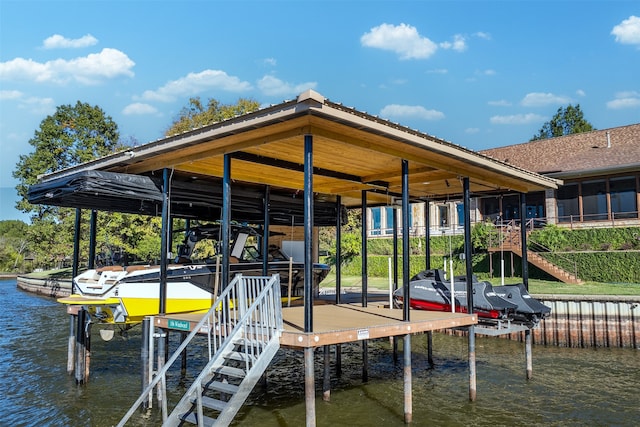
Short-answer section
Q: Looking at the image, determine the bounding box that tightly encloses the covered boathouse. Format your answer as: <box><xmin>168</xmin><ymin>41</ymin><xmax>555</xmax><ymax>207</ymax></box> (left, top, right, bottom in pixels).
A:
<box><xmin>29</xmin><ymin>90</ymin><xmax>559</xmax><ymax>425</ymax></box>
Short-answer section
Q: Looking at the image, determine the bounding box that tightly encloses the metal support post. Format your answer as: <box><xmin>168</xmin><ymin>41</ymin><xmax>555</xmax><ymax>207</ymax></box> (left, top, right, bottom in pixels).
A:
<box><xmin>525</xmin><ymin>329</ymin><xmax>533</xmax><ymax>380</ymax></box>
<box><xmin>304</xmin><ymin>347</ymin><xmax>316</xmax><ymax>426</ymax></box>
<box><xmin>141</xmin><ymin>317</ymin><xmax>150</xmax><ymax>409</ymax></box>
<box><xmin>323</xmin><ymin>345</ymin><xmax>331</xmax><ymax>401</ymax></box>
<box><xmin>403</xmin><ymin>334</ymin><xmax>413</xmax><ymax>423</ymax></box>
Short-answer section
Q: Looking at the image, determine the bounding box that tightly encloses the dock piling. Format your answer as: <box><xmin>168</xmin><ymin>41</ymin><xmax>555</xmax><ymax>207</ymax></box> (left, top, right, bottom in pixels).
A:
<box><xmin>67</xmin><ymin>314</ymin><xmax>76</xmax><ymax>375</ymax></box>
<box><xmin>403</xmin><ymin>334</ymin><xmax>412</xmax><ymax>424</ymax></box>
<box><xmin>141</xmin><ymin>317</ymin><xmax>151</xmax><ymax>410</ymax></box>
<box><xmin>74</xmin><ymin>309</ymin><xmax>90</xmax><ymax>384</ymax></box>
<box><xmin>468</xmin><ymin>326</ymin><xmax>477</xmax><ymax>402</ymax></box>
<box><xmin>304</xmin><ymin>347</ymin><xmax>316</xmax><ymax>426</ymax></box>
<box><xmin>323</xmin><ymin>345</ymin><xmax>331</xmax><ymax>401</ymax></box>
<box><xmin>525</xmin><ymin>329</ymin><xmax>533</xmax><ymax>380</ymax></box>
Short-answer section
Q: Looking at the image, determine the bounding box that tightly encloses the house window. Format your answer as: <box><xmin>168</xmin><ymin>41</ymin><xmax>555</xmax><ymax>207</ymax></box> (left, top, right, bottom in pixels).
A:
<box><xmin>610</xmin><ymin>176</ymin><xmax>637</xmax><ymax>219</ymax></box>
<box><xmin>582</xmin><ymin>180</ymin><xmax>608</xmax><ymax>221</ymax></box>
<box><xmin>384</xmin><ymin>207</ymin><xmax>395</xmax><ymax>235</ymax></box>
<box><xmin>438</xmin><ymin>205</ymin><xmax>449</xmax><ymax>228</ymax></box>
<box><xmin>557</xmin><ymin>183</ymin><xmax>579</xmax><ymax>223</ymax></box>
<box><xmin>456</xmin><ymin>203</ymin><xmax>464</xmax><ymax>226</ymax></box>
<box><xmin>371</xmin><ymin>207</ymin><xmax>381</xmax><ymax>235</ymax></box>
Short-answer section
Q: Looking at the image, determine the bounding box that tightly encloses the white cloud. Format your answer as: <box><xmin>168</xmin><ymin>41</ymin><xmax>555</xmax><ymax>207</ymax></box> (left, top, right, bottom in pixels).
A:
<box><xmin>43</xmin><ymin>34</ymin><xmax>98</xmax><ymax>49</ymax></box>
<box><xmin>139</xmin><ymin>70</ymin><xmax>252</xmax><ymax>103</ymax></box>
<box><xmin>17</xmin><ymin>96</ymin><xmax>55</xmax><ymax>115</ymax></box>
<box><xmin>380</xmin><ymin>104</ymin><xmax>445</xmax><ymax>121</ymax></box>
<box><xmin>0</xmin><ymin>48</ymin><xmax>134</xmax><ymax>85</ymax></box>
<box><xmin>122</xmin><ymin>103</ymin><xmax>159</xmax><ymax>115</ymax></box>
<box><xmin>465</xmin><ymin>127</ymin><xmax>480</xmax><ymax>134</ymax></box>
<box><xmin>262</xmin><ymin>58</ymin><xmax>277</xmax><ymax>66</ymax></box>
<box><xmin>474</xmin><ymin>32</ymin><xmax>492</xmax><ymax>40</ymax></box>
<box><xmin>440</xmin><ymin>34</ymin><xmax>467</xmax><ymax>52</ymax></box>
<box><xmin>0</xmin><ymin>90</ymin><xmax>22</xmax><ymax>100</ymax></box>
<box><xmin>488</xmin><ymin>99</ymin><xmax>511</xmax><ymax>107</ymax></box>
<box><xmin>606</xmin><ymin>91</ymin><xmax>640</xmax><ymax>109</ymax></box>
<box><xmin>576</xmin><ymin>89</ymin><xmax>586</xmax><ymax>97</ymax></box>
<box><xmin>257</xmin><ymin>75</ymin><xmax>317</xmax><ymax>97</ymax></box>
<box><xmin>611</xmin><ymin>16</ymin><xmax>640</xmax><ymax>46</ymax></box>
<box><xmin>426</xmin><ymin>68</ymin><xmax>448</xmax><ymax>74</ymax></box>
<box><xmin>490</xmin><ymin>113</ymin><xmax>546</xmax><ymax>125</ymax></box>
<box><xmin>361</xmin><ymin>23</ymin><xmax>438</xmax><ymax>60</ymax></box>
<box><xmin>520</xmin><ymin>92</ymin><xmax>571</xmax><ymax>107</ymax></box>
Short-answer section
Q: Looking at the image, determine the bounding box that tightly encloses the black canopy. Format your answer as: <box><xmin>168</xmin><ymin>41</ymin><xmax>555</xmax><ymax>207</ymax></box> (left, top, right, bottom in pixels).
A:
<box><xmin>28</xmin><ymin>170</ymin><xmax>343</xmax><ymax>226</ymax></box>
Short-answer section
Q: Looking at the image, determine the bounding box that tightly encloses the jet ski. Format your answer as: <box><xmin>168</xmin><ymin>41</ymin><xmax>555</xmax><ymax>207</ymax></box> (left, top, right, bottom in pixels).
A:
<box><xmin>493</xmin><ymin>283</ymin><xmax>551</xmax><ymax>327</ymax></box>
<box><xmin>393</xmin><ymin>270</ymin><xmax>517</xmax><ymax>320</ymax></box>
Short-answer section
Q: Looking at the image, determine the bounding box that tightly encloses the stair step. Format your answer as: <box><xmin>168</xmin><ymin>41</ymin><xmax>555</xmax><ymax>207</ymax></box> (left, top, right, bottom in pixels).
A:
<box><xmin>224</xmin><ymin>350</ymin><xmax>255</xmax><ymax>363</ymax></box>
<box><xmin>180</xmin><ymin>412</ymin><xmax>216</xmax><ymax>426</ymax></box>
<box><xmin>208</xmin><ymin>380</ymin><xmax>239</xmax><ymax>395</ymax></box>
<box><xmin>201</xmin><ymin>395</ymin><xmax>228</xmax><ymax>411</ymax></box>
<box><xmin>212</xmin><ymin>365</ymin><xmax>246</xmax><ymax>378</ymax></box>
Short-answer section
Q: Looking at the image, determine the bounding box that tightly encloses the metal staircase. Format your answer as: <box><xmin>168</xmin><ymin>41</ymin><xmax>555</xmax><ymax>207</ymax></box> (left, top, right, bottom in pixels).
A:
<box><xmin>117</xmin><ymin>274</ymin><xmax>283</xmax><ymax>427</ymax></box>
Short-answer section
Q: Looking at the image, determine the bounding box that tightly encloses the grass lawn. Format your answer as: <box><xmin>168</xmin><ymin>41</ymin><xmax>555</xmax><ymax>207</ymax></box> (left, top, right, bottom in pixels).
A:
<box><xmin>319</xmin><ymin>273</ymin><xmax>640</xmax><ymax>296</ymax></box>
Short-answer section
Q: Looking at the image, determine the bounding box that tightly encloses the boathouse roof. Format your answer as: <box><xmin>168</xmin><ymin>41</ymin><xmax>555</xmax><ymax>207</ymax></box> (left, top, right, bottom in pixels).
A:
<box><xmin>32</xmin><ymin>90</ymin><xmax>559</xmax><ymax>218</ymax></box>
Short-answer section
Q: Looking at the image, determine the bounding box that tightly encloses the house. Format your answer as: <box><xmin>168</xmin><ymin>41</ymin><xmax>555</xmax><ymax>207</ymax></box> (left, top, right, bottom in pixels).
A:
<box><xmin>479</xmin><ymin>123</ymin><xmax>640</xmax><ymax>228</ymax></box>
<box><xmin>367</xmin><ymin>123</ymin><xmax>640</xmax><ymax>236</ymax></box>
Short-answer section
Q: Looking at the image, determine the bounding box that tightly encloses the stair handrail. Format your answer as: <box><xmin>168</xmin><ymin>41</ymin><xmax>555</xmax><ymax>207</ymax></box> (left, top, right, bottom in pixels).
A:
<box><xmin>117</xmin><ymin>273</ymin><xmax>282</xmax><ymax>427</ymax></box>
<box><xmin>493</xmin><ymin>220</ymin><xmax>579</xmax><ymax>280</ymax></box>
<box><xmin>525</xmin><ymin>240</ymin><xmax>579</xmax><ymax>280</ymax></box>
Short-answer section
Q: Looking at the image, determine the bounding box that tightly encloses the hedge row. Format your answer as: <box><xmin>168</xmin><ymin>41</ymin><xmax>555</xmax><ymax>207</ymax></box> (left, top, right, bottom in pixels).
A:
<box><xmin>333</xmin><ymin>251</ymin><xmax>640</xmax><ymax>284</ymax></box>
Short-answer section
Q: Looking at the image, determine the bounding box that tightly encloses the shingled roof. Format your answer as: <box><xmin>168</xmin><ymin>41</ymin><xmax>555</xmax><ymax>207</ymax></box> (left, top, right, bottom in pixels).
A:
<box><xmin>480</xmin><ymin>123</ymin><xmax>640</xmax><ymax>178</ymax></box>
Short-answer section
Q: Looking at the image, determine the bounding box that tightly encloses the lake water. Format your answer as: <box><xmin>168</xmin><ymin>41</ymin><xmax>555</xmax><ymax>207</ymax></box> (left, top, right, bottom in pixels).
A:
<box><xmin>1</xmin><ymin>278</ymin><xmax>638</xmax><ymax>426</ymax></box>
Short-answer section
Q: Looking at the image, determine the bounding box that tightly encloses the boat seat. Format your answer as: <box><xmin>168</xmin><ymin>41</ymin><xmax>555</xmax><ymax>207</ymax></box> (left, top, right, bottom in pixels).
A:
<box><xmin>125</xmin><ymin>265</ymin><xmax>152</xmax><ymax>272</ymax></box>
<box><xmin>97</xmin><ymin>265</ymin><xmax>124</xmax><ymax>272</ymax></box>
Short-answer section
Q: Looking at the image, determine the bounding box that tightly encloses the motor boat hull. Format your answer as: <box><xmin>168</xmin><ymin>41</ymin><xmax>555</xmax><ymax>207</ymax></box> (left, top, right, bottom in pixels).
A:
<box><xmin>60</xmin><ymin>260</ymin><xmax>328</xmax><ymax>324</ymax></box>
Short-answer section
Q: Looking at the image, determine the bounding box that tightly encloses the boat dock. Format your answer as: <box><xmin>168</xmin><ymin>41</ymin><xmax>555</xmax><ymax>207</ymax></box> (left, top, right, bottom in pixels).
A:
<box><xmin>153</xmin><ymin>303</ymin><xmax>477</xmax><ymax>347</ymax></box>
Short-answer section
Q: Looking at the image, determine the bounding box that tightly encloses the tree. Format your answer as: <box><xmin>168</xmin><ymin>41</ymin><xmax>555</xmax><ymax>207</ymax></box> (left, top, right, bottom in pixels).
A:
<box><xmin>0</xmin><ymin>220</ymin><xmax>30</xmax><ymax>272</ymax></box>
<box><xmin>12</xmin><ymin>102</ymin><xmax>122</xmax><ymax>269</ymax></box>
<box><xmin>530</xmin><ymin>104</ymin><xmax>595</xmax><ymax>141</ymax></box>
<box><xmin>166</xmin><ymin>97</ymin><xmax>261</xmax><ymax>136</ymax></box>
<box><xmin>13</xmin><ymin>101</ymin><xmax>122</xmax><ymax>217</ymax></box>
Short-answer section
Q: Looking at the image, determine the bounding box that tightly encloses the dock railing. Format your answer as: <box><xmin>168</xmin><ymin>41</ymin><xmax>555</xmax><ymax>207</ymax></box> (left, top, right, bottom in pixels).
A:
<box><xmin>117</xmin><ymin>273</ymin><xmax>283</xmax><ymax>426</ymax></box>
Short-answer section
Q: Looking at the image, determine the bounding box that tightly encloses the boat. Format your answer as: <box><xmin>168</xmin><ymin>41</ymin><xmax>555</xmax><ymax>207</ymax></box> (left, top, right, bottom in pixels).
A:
<box><xmin>393</xmin><ymin>269</ymin><xmax>551</xmax><ymax>326</ymax></box>
<box><xmin>58</xmin><ymin>224</ymin><xmax>330</xmax><ymax>325</ymax></box>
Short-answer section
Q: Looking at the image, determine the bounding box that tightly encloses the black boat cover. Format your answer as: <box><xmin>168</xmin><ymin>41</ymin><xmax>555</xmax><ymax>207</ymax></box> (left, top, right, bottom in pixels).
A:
<box><xmin>27</xmin><ymin>170</ymin><xmax>344</xmax><ymax>225</ymax></box>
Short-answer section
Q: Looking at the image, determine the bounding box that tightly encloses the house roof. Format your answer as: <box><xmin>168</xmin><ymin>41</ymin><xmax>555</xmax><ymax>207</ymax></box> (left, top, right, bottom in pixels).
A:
<box><xmin>36</xmin><ymin>90</ymin><xmax>558</xmax><ymax>214</ymax></box>
<box><xmin>480</xmin><ymin>123</ymin><xmax>640</xmax><ymax>179</ymax></box>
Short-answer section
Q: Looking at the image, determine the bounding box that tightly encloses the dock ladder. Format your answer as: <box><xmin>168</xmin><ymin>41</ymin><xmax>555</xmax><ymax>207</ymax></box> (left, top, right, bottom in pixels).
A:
<box><xmin>117</xmin><ymin>274</ymin><xmax>283</xmax><ymax>427</ymax></box>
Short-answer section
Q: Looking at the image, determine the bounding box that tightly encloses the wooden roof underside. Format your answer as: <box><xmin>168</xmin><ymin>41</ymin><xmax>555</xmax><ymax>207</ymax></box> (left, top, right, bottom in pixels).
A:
<box><xmin>43</xmin><ymin>90</ymin><xmax>559</xmax><ymax>209</ymax></box>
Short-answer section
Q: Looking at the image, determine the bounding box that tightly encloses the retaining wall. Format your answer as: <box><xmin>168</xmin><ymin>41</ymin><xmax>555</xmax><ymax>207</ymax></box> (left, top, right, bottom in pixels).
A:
<box><xmin>486</xmin><ymin>295</ymin><xmax>640</xmax><ymax>349</ymax></box>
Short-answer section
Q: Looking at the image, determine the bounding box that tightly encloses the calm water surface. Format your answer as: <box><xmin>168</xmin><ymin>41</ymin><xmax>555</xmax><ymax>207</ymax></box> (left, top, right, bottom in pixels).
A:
<box><xmin>1</xmin><ymin>278</ymin><xmax>638</xmax><ymax>426</ymax></box>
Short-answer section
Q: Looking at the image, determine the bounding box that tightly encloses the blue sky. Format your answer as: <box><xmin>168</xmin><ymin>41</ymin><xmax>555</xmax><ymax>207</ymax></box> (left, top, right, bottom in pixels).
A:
<box><xmin>1</xmin><ymin>1</ymin><xmax>639</xmax><ymax>222</ymax></box>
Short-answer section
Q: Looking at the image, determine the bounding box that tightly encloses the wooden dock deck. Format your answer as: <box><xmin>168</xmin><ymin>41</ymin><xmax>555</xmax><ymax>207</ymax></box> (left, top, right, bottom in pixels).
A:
<box><xmin>152</xmin><ymin>302</ymin><xmax>478</xmax><ymax>347</ymax></box>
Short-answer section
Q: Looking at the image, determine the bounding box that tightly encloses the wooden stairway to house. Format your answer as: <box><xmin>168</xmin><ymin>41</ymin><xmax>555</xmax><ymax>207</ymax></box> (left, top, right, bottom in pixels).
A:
<box><xmin>490</xmin><ymin>228</ymin><xmax>583</xmax><ymax>285</ymax></box>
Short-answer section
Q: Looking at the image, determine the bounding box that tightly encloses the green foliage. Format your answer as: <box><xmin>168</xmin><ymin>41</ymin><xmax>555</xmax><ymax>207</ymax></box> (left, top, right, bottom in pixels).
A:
<box><xmin>530</xmin><ymin>104</ymin><xmax>594</xmax><ymax>141</ymax></box>
<box><xmin>544</xmin><ymin>252</ymin><xmax>640</xmax><ymax>283</ymax></box>
<box><xmin>528</xmin><ymin>224</ymin><xmax>568</xmax><ymax>251</ymax></box>
<box><xmin>560</xmin><ymin>227</ymin><xmax>640</xmax><ymax>251</ymax></box>
<box><xmin>166</xmin><ymin>97</ymin><xmax>261</xmax><ymax>136</ymax></box>
<box><xmin>0</xmin><ymin>220</ymin><xmax>30</xmax><ymax>272</ymax></box>
<box><xmin>13</xmin><ymin>101</ymin><xmax>122</xmax><ymax>217</ymax></box>
<box><xmin>471</xmin><ymin>220</ymin><xmax>499</xmax><ymax>251</ymax></box>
